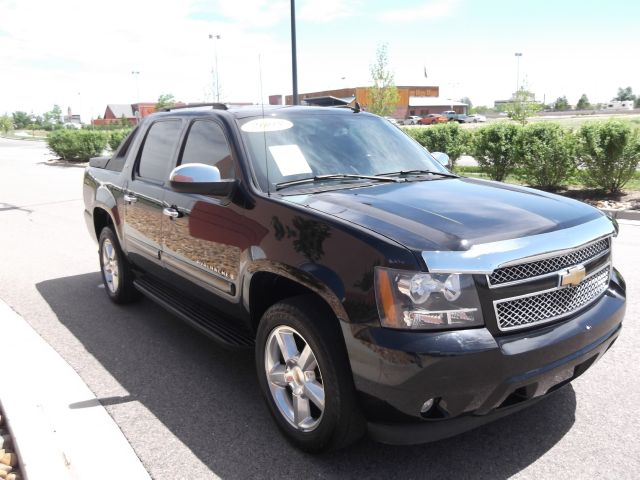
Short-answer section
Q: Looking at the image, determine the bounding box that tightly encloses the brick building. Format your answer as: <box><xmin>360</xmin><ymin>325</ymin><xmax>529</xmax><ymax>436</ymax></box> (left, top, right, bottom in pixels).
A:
<box><xmin>274</xmin><ymin>85</ymin><xmax>467</xmax><ymax>118</ymax></box>
<box><xmin>92</xmin><ymin>103</ymin><xmax>157</xmax><ymax>126</ymax></box>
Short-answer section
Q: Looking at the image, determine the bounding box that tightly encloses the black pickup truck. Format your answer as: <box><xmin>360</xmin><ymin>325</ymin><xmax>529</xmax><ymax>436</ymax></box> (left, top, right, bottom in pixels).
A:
<box><xmin>83</xmin><ymin>104</ymin><xmax>626</xmax><ymax>452</ymax></box>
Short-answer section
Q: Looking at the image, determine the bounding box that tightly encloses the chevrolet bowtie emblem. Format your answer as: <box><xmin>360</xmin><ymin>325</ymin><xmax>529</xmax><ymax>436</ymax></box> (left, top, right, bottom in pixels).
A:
<box><xmin>560</xmin><ymin>265</ymin><xmax>586</xmax><ymax>287</ymax></box>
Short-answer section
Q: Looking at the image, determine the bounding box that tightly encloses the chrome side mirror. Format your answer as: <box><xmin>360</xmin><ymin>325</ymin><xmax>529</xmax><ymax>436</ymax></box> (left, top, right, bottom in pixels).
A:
<box><xmin>431</xmin><ymin>151</ymin><xmax>450</xmax><ymax>167</ymax></box>
<box><xmin>169</xmin><ymin>163</ymin><xmax>236</xmax><ymax>197</ymax></box>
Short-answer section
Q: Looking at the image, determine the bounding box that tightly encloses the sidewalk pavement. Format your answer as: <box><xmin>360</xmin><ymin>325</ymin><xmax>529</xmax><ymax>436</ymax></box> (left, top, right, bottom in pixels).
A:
<box><xmin>0</xmin><ymin>299</ymin><xmax>150</xmax><ymax>480</ymax></box>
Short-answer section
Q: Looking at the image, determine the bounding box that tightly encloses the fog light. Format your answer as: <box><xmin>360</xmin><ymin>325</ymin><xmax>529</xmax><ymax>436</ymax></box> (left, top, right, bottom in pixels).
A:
<box><xmin>420</xmin><ymin>398</ymin><xmax>435</xmax><ymax>413</ymax></box>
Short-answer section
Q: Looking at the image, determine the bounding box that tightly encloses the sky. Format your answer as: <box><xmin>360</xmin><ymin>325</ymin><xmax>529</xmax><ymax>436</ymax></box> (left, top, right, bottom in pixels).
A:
<box><xmin>0</xmin><ymin>0</ymin><xmax>638</xmax><ymax>121</ymax></box>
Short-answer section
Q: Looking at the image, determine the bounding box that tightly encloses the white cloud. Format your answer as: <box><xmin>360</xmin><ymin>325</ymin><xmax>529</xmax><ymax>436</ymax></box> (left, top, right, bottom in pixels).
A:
<box><xmin>191</xmin><ymin>0</ymin><xmax>290</xmax><ymax>28</ymax></box>
<box><xmin>0</xmin><ymin>0</ymin><xmax>293</xmax><ymax>120</ymax></box>
<box><xmin>1</xmin><ymin>0</ymin><xmax>637</xmax><ymax>120</ymax></box>
<box><xmin>378</xmin><ymin>0</ymin><xmax>459</xmax><ymax>22</ymax></box>
<box><xmin>299</xmin><ymin>0</ymin><xmax>363</xmax><ymax>22</ymax></box>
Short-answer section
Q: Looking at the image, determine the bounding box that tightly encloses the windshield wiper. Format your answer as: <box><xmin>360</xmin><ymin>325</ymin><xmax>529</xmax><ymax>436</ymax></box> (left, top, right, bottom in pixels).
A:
<box><xmin>276</xmin><ymin>174</ymin><xmax>400</xmax><ymax>191</ymax></box>
<box><xmin>379</xmin><ymin>169</ymin><xmax>459</xmax><ymax>179</ymax></box>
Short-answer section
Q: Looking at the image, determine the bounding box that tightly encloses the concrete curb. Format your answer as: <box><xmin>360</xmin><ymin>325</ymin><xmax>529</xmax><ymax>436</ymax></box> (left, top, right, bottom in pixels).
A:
<box><xmin>0</xmin><ymin>299</ymin><xmax>150</xmax><ymax>480</ymax></box>
<box><xmin>600</xmin><ymin>208</ymin><xmax>640</xmax><ymax>221</ymax></box>
<box><xmin>0</xmin><ymin>134</ymin><xmax>46</xmax><ymax>142</ymax></box>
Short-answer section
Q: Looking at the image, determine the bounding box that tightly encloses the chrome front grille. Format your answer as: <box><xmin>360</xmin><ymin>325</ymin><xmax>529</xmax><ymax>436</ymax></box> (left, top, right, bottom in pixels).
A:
<box><xmin>489</xmin><ymin>237</ymin><xmax>610</xmax><ymax>287</ymax></box>
<box><xmin>495</xmin><ymin>264</ymin><xmax>610</xmax><ymax>332</ymax></box>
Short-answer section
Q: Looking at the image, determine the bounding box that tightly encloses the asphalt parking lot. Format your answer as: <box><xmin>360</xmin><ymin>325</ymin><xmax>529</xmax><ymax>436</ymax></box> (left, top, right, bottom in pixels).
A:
<box><xmin>0</xmin><ymin>136</ymin><xmax>638</xmax><ymax>479</ymax></box>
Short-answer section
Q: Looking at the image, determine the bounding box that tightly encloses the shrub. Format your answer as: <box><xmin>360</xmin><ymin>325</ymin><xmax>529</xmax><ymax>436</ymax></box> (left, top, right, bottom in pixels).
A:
<box><xmin>0</xmin><ymin>115</ymin><xmax>12</xmax><ymax>134</ymax></box>
<box><xmin>472</xmin><ymin>123</ymin><xmax>522</xmax><ymax>181</ymax></box>
<box><xmin>516</xmin><ymin>123</ymin><xmax>577</xmax><ymax>189</ymax></box>
<box><xmin>404</xmin><ymin>122</ymin><xmax>471</xmax><ymax>168</ymax></box>
<box><xmin>577</xmin><ymin>120</ymin><xmax>640</xmax><ymax>193</ymax></box>
<box><xmin>108</xmin><ymin>129</ymin><xmax>133</xmax><ymax>151</ymax></box>
<box><xmin>47</xmin><ymin>129</ymin><xmax>109</xmax><ymax>161</ymax></box>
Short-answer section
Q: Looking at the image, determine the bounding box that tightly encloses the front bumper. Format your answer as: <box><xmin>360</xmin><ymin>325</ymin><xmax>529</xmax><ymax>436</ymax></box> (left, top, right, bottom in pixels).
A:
<box><xmin>343</xmin><ymin>270</ymin><xmax>626</xmax><ymax>445</ymax></box>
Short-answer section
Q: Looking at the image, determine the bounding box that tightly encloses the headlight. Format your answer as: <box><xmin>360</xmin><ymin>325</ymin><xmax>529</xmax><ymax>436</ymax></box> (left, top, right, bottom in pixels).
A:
<box><xmin>374</xmin><ymin>267</ymin><xmax>484</xmax><ymax>330</ymax></box>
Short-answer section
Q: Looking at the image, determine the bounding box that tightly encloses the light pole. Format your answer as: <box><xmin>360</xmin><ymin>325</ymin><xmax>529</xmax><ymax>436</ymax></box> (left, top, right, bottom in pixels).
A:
<box><xmin>131</xmin><ymin>71</ymin><xmax>140</xmax><ymax>102</ymax></box>
<box><xmin>514</xmin><ymin>52</ymin><xmax>522</xmax><ymax>94</ymax></box>
<box><xmin>290</xmin><ymin>0</ymin><xmax>299</xmax><ymax>105</ymax></box>
<box><xmin>208</xmin><ymin>34</ymin><xmax>221</xmax><ymax>102</ymax></box>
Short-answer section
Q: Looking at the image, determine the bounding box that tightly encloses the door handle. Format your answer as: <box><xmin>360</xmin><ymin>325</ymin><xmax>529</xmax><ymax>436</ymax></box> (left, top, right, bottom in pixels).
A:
<box><xmin>123</xmin><ymin>194</ymin><xmax>137</xmax><ymax>203</ymax></box>
<box><xmin>163</xmin><ymin>207</ymin><xmax>181</xmax><ymax>218</ymax></box>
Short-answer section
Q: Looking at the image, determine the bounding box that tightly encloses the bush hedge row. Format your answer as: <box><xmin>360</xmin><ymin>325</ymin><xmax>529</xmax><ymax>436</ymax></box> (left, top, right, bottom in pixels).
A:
<box><xmin>405</xmin><ymin>120</ymin><xmax>640</xmax><ymax>193</ymax></box>
<box><xmin>48</xmin><ymin>121</ymin><xmax>639</xmax><ymax>194</ymax></box>
<box><xmin>47</xmin><ymin>128</ymin><xmax>132</xmax><ymax>161</ymax></box>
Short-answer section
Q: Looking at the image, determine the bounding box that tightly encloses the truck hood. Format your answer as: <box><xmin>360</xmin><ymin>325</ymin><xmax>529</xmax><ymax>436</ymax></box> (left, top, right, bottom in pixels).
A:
<box><xmin>283</xmin><ymin>177</ymin><xmax>604</xmax><ymax>252</ymax></box>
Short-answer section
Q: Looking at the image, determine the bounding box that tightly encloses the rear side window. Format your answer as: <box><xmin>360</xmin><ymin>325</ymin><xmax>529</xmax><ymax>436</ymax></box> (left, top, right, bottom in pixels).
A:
<box><xmin>106</xmin><ymin>127</ymin><xmax>138</xmax><ymax>172</ymax></box>
<box><xmin>180</xmin><ymin>120</ymin><xmax>235</xmax><ymax>179</ymax></box>
<box><xmin>137</xmin><ymin>120</ymin><xmax>182</xmax><ymax>181</ymax></box>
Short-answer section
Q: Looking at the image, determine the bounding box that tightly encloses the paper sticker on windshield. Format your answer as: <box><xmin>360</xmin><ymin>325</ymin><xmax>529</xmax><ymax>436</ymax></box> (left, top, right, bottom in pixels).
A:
<box><xmin>241</xmin><ymin>118</ymin><xmax>293</xmax><ymax>133</ymax></box>
<box><xmin>269</xmin><ymin>145</ymin><xmax>312</xmax><ymax>176</ymax></box>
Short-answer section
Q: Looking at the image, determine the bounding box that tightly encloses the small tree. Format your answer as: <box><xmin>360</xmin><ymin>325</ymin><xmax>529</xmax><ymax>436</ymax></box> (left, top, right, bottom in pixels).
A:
<box><xmin>614</xmin><ymin>86</ymin><xmax>635</xmax><ymax>102</ymax></box>
<box><xmin>576</xmin><ymin>94</ymin><xmax>592</xmax><ymax>110</ymax></box>
<box><xmin>553</xmin><ymin>96</ymin><xmax>571</xmax><ymax>111</ymax></box>
<box><xmin>43</xmin><ymin>104</ymin><xmax>63</xmax><ymax>125</ymax></box>
<box><xmin>504</xmin><ymin>88</ymin><xmax>541</xmax><ymax>125</ymax></box>
<box><xmin>367</xmin><ymin>44</ymin><xmax>400</xmax><ymax>117</ymax></box>
<box><xmin>12</xmin><ymin>111</ymin><xmax>31</xmax><ymax>129</ymax></box>
<box><xmin>460</xmin><ymin>96</ymin><xmax>473</xmax><ymax>109</ymax></box>
<box><xmin>517</xmin><ymin>123</ymin><xmax>577</xmax><ymax>189</ymax></box>
<box><xmin>155</xmin><ymin>93</ymin><xmax>176</xmax><ymax>111</ymax></box>
<box><xmin>577</xmin><ymin>120</ymin><xmax>640</xmax><ymax>194</ymax></box>
<box><xmin>0</xmin><ymin>114</ymin><xmax>13</xmax><ymax>133</ymax></box>
<box><xmin>472</xmin><ymin>123</ymin><xmax>522</xmax><ymax>181</ymax></box>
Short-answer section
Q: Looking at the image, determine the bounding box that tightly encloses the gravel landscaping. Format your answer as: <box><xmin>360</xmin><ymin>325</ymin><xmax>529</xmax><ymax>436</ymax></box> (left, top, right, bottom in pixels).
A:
<box><xmin>0</xmin><ymin>410</ymin><xmax>22</xmax><ymax>480</ymax></box>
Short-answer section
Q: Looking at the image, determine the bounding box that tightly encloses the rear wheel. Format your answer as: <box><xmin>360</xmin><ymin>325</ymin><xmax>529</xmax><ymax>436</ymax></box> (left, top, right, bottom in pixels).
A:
<box><xmin>256</xmin><ymin>295</ymin><xmax>365</xmax><ymax>452</ymax></box>
<box><xmin>98</xmin><ymin>226</ymin><xmax>140</xmax><ymax>304</ymax></box>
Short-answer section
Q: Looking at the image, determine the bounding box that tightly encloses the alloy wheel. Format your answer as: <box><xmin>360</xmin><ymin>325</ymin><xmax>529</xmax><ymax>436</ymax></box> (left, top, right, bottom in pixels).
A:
<box><xmin>101</xmin><ymin>238</ymin><xmax>120</xmax><ymax>293</ymax></box>
<box><xmin>264</xmin><ymin>326</ymin><xmax>325</xmax><ymax>432</ymax></box>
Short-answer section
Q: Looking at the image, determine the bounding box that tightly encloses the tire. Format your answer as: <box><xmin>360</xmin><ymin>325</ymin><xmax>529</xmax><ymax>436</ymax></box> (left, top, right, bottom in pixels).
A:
<box><xmin>98</xmin><ymin>226</ymin><xmax>140</xmax><ymax>304</ymax></box>
<box><xmin>255</xmin><ymin>295</ymin><xmax>365</xmax><ymax>452</ymax></box>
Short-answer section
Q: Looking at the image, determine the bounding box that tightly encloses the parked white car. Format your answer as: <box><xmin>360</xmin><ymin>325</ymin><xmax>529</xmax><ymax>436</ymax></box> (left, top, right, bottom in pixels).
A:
<box><xmin>467</xmin><ymin>114</ymin><xmax>487</xmax><ymax>123</ymax></box>
<box><xmin>399</xmin><ymin>115</ymin><xmax>422</xmax><ymax>125</ymax></box>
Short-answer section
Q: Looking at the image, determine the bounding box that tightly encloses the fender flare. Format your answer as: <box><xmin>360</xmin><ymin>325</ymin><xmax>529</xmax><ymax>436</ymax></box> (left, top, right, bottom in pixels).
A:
<box><xmin>93</xmin><ymin>186</ymin><xmax>122</xmax><ymax>240</ymax></box>
<box><xmin>242</xmin><ymin>259</ymin><xmax>349</xmax><ymax>323</ymax></box>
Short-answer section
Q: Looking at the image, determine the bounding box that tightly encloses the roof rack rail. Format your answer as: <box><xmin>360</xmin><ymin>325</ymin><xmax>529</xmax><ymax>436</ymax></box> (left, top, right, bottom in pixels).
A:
<box><xmin>161</xmin><ymin>103</ymin><xmax>228</xmax><ymax>112</ymax></box>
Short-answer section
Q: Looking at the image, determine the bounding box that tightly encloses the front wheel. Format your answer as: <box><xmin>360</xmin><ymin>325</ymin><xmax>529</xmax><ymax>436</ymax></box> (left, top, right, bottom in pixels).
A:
<box><xmin>256</xmin><ymin>296</ymin><xmax>365</xmax><ymax>452</ymax></box>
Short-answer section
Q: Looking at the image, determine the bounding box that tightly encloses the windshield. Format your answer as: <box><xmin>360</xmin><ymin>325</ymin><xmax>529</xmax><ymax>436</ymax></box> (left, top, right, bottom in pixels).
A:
<box><xmin>238</xmin><ymin>111</ymin><xmax>449</xmax><ymax>192</ymax></box>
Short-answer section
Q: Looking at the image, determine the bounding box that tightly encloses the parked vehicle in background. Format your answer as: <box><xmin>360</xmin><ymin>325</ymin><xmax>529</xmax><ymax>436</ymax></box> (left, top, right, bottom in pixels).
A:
<box><xmin>441</xmin><ymin>111</ymin><xmax>477</xmax><ymax>123</ymax></box>
<box><xmin>441</xmin><ymin>110</ymin><xmax>466</xmax><ymax>122</ymax></box>
<box><xmin>385</xmin><ymin>117</ymin><xmax>399</xmax><ymax>126</ymax></box>
<box><xmin>399</xmin><ymin>115</ymin><xmax>422</xmax><ymax>125</ymax></box>
<box><xmin>467</xmin><ymin>114</ymin><xmax>487</xmax><ymax>123</ymax></box>
<box><xmin>456</xmin><ymin>114</ymin><xmax>476</xmax><ymax>123</ymax></box>
<box><xmin>83</xmin><ymin>104</ymin><xmax>625</xmax><ymax>453</ymax></box>
<box><xmin>419</xmin><ymin>114</ymin><xmax>447</xmax><ymax>125</ymax></box>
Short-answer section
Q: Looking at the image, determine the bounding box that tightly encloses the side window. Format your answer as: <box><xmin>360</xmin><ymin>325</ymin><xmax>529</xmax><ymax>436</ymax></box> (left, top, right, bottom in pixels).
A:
<box><xmin>137</xmin><ymin>120</ymin><xmax>182</xmax><ymax>181</ymax></box>
<box><xmin>106</xmin><ymin>126</ymin><xmax>138</xmax><ymax>172</ymax></box>
<box><xmin>180</xmin><ymin>120</ymin><xmax>235</xmax><ymax>179</ymax></box>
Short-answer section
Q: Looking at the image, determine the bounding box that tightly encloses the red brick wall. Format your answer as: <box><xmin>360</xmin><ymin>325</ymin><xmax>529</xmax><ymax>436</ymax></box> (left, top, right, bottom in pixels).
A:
<box><xmin>91</xmin><ymin>118</ymin><xmax>137</xmax><ymax>126</ymax></box>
